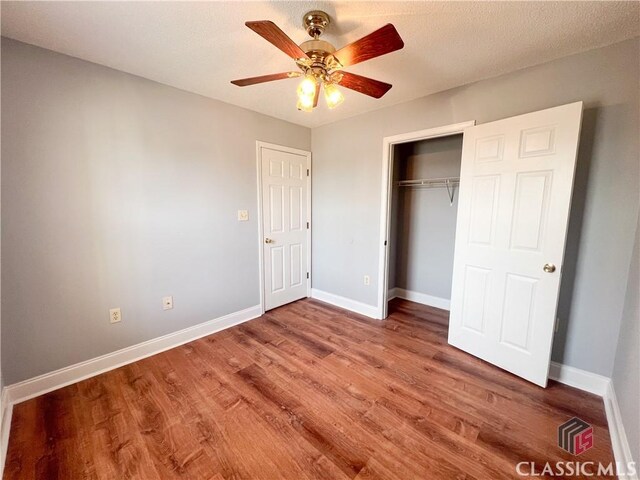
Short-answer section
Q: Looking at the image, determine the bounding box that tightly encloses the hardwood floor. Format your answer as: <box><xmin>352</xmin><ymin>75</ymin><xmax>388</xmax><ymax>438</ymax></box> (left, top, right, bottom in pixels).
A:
<box><xmin>4</xmin><ymin>299</ymin><xmax>614</xmax><ymax>479</ymax></box>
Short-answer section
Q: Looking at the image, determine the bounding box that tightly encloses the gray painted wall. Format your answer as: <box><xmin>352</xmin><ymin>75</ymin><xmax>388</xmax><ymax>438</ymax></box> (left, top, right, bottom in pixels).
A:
<box><xmin>312</xmin><ymin>38</ymin><xmax>640</xmax><ymax>376</ymax></box>
<box><xmin>612</xmin><ymin>214</ymin><xmax>639</xmax><ymax>464</ymax></box>
<box><xmin>1</xmin><ymin>38</ymin><xmax>311</xmax><ymax>384</ymax></box>
<box><xmin>390</xmin><ymin>135</ymin><xmax>462</xmax><ymax>300</ymax></box>
<box><xmin>2</xmin><ymin>35</ymin><xmax>638</xmax><ymax>386</ymax></box>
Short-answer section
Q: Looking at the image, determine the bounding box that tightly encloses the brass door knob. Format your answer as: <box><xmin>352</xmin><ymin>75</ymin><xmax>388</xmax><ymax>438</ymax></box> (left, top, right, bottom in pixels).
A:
<box><xmin>543</xmin><ymin>263</ymin><xmax>556</xmax><ymax>273</ymax></box>
<box><xmin>265</xmin><ymin>238</ymin><xmax>274</xmax><ymax>244</ymax></box>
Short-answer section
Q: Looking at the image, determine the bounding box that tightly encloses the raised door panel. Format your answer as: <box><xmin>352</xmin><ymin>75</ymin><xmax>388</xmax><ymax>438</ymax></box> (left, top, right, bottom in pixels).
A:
<box><xmin>270</xmin><ymin>246</ymin><xmax>285</xmax><ymax>293</ymax></box>
<box><xmin>509</xmin><ymin>171</ymin><xmax>552</xmax><ymax>252</ymax></box>
<box><xmin>290</xmin><ymin>243</ymin><xmax>303</xmax><ymax>288</ymax></box>
<box><xmin>468</xmin><ymin>176</ymin><xmax>500</xmax><ymax>246</ymax></box>
<box><xmin>499</xmin><ymin>273</ymin><xmax>537</xmax><ymax>352</ymax></box>
<box><xmin>475</xmin><ymin>135</ymin><xmax>505</xmax><ymax>163</ymax></box>
<box><xmin>519</xmin><ymin>126</ymin><xmax>556</xmax><ymax>158</ymax></box>
<box><xmin>289</xmin><ymin>186</ymin><xmax>303</xmax><ymax>231</ymax></box>
<box><xmin>269</xmin><ymin>185</ymin><xmax>285</xmax><ymax>233</ymax></box>
<box><xmin>461</xmin><ymin>266</ymin><xmax>491</xmax><ymax>334</ymax></box>
<box><xmin>269</xmin><ymin>158</ymin><xmax>285</xmax><ymax>178</ymax></box>
<box><xmin>289</xmin><ymin>160</ymin><xmax>304</xmax><ymax>180</ymax></box>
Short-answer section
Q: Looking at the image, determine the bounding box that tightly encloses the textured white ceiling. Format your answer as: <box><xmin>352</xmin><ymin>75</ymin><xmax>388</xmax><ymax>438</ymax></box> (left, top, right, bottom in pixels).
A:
<box><xmin>1</xmin><ymin>1</ymin><xmax>638</xmax><ymax>128</ymax></box>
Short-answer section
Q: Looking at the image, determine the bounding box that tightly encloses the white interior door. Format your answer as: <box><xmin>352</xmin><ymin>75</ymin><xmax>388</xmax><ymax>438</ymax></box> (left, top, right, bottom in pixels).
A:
<box><xmin>449</xmin><ymin>102</ymin><xmax>583</xmax><ymax>387</ymax></box>
<box><xmin>260</xmin><ymin>145</ymin><xmax>310</xmax><ymax>311</ymax></box>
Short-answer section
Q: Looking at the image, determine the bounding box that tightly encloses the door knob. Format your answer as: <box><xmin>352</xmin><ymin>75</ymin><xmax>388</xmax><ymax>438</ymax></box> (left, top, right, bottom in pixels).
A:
<box><xmin>265</xmin><ymin>238</ymin><xmax>274</xmax><ymax>244</ymax></box>
<box><xmin>543</xmin><ymin>263</ymin><xmax>556</xmax><ymax>273</ymax></box>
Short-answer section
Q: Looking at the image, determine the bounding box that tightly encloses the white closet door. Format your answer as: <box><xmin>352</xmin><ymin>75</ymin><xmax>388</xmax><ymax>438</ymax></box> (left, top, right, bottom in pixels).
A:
<box><xmin>261</xmin><ymin>146</ymin><xmax>309</xmax><ymax>311</ymax></box>
<box><xmin>448</xmin><ymin>102</ymin><xmax>583</xmax><ymax>387</ymax></box>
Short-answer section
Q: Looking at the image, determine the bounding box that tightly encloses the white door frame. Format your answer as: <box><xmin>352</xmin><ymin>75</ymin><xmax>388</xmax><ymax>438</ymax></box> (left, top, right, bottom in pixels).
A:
<box><xmin>256</xmin><ymin>141</ymin><xmax>312</xmax><ymax>314</ymax></box>
<box><xmin>376</xmin><ymin>121</ymin><xmax>476</xmax><ymax>319</ymax></box>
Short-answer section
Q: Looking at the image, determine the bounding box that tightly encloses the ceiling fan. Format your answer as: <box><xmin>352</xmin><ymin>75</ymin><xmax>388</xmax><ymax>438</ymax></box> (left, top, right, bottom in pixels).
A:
<box><xmin>231</xmin><ymin>11</ymin><xmax>404</xmax><ymax>112</ymax></box>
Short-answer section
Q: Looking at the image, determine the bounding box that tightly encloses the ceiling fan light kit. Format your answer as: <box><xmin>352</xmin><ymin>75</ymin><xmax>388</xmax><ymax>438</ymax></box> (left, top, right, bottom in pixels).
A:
<box><xmin>231</xmin><ymin>10</ymin><xmax>404</xmax><ymax>113</ymax></box>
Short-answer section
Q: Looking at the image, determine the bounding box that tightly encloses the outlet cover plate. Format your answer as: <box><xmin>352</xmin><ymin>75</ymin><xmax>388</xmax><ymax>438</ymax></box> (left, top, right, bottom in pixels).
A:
<box><xmin>109</xmin><ymin>308</ymin><xmax>121</xmax><ymax>324</ymax></box>
<box><xmin>163</xmin><ymin>296</ymin><xmax>174</xmax><ymax>310</ymax></box>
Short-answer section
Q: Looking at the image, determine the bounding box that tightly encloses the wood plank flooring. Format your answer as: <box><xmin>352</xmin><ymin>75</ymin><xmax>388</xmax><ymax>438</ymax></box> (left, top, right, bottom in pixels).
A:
<box><xmin>4</xmin><ymin>299</ymin><xmax>614</xmax><ymax>479</ymax></box>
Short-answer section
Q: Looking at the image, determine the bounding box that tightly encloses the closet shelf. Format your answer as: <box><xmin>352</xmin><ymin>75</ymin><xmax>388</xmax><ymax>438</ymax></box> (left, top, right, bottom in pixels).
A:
<box><xmin>397</xmin><ymin>177</ymin><xmax>460</xmax><ymax>205</ymax></box>
<box><xmin>396</xmin><ymin>176</ymin><xmax>460</xmax><ymax>188</ymax></box>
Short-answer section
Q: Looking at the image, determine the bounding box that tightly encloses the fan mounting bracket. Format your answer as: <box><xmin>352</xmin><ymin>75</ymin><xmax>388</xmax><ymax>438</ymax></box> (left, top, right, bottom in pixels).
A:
<box><xmin>303</xmin><ymin>10</ymin><xmax>330</xmax><ymax>39</ymax></box>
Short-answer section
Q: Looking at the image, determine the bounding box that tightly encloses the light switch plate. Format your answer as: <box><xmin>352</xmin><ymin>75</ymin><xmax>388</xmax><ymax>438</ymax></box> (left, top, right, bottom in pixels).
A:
<box><xmin>238</xmin><ymin>210</ymin><xmax>249</xmax><ymax>221</ymax></box>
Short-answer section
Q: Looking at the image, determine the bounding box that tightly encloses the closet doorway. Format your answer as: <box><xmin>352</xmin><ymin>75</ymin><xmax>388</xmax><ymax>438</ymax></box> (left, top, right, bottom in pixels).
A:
<box><xmin>377</xmin><ymin>122</ymin><xmax>475</xmax><ymax>320</ymax></box>
<box><xmin>378</xmin><ymin>103</ymin><xmax>583</xmax><ymax>386</ymax></box>
<box><xmin>390</xmin><ymin>134</ymin><xmax>463</xmax><ymax>312</ymax></box>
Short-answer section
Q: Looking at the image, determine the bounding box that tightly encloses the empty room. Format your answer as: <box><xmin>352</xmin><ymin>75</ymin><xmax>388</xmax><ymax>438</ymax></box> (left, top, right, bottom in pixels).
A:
<box><xmin>0</xmin><ymin>1</ymin><xmax>638</xmax><ymax>478</ymax></box>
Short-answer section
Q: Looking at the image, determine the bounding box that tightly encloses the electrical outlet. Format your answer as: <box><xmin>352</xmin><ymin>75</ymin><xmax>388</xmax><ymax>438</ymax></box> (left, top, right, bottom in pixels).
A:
<box><xmin>109</xmin><ymin>308</ymin><xmax>121</xmax><ymax>324</ymax></box>
<box><xmin>237</xmin><ymin>210</ymin><xmax>249</xmax><ymax>221</ymax></box>
<box><xmin>162</xmin><ymin>296</ymin><xmax>173</xmax><ymax>310</ymax></box>
<box><xmin>364</xmin><ymin>275</ymin><xmax>371</xmax><ymax>286</ymax></box>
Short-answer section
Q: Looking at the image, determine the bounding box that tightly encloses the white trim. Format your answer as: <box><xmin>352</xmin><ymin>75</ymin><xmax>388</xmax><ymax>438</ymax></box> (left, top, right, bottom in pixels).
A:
<box><xmin>256</xmin><ymin>142</ymin><xmax>266</xmax><ymax>315</ymax></box>
<box><xmin>547</xmin><ymin>361</ymin><xmax>610</xmax><ymax>396</ymax></box>
<box><xmin>548</xmin><ymin>364</ymin><xmax>637</xmax><ymax>478</ymax></box>
<box><xmin>256</xmin><ymin>141</ymin><xmax>312</xmax><ymax>314</ymax></box>
<box><xmin>604</xmin><ymin>381</ymin><xmax>638</xmax><ymax>479</ymax></box>
<box><xmin>388</xmin><ymin>287</ymin><xmax>451</xmax><ymax>310</ymax></box>
<box><xmin>4</xmin><ymin>305</ymin><xmax>261</xmax><ymax>406</ymax></box>
<box><xmin>0</xmin><ymin>388</ymin><xmax>6</xmax><ymax>435</ymax></box>
<box><xmin>306</xmin><ymin>150</ymin><xmax>312</xmax><ymax>299</ymax></box>
<box><xmin>377</xmin><ymin>121</ymin><xmax>476</xmax><ymax>319</ymax></box>
<box><xmin>0</xmin><ymin>388</ymin><xmax>12</xmax><ymax>478</ymax></box>
<box><xmin>311</xmin><ymin>289</ymin><xmax>378</xmax><ymax>319</ymax></box>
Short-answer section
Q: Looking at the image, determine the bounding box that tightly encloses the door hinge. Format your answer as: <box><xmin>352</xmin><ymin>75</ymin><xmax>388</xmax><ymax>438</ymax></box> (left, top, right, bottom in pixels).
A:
<box><xmin>306</xmin><ymin>272</ymin><xmax>310</xmax><ymax>279</ymax></box>
<box><xmin>307</xmin><ymin>222</ymin><xmax>310</xmax><ymax>229</ymax></box>
<box><xmin>306</xmin><ymin>169</ymin><xmax>310</xmax><ymax>177</ymax></box>
<box><xmin>384</xmin><ymin>240</ymin><xmax>388</xmax><ymax>246</ymax></box>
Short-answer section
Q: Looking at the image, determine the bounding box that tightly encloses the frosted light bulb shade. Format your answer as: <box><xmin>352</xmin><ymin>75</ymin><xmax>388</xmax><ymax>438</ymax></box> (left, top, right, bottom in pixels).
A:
<box><xmin>297</xmin><ymin>76</ymin><xmax>317</xmax><ymax>97</ymax></box>
<box><xmin>324</xmin><ymin>83</ymin><xmax>344</xmax><ymax>109</ymax></box>
<box><xmin>296</xmin><ymin>93</ymin><xmax>314</xmax><ymax>112</ymax></box>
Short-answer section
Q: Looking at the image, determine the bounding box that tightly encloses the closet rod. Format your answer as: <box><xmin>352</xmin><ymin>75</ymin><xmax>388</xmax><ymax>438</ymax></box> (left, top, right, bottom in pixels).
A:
<box><xmin>396</xmin><ymin>176</ymin><xmax>460</xmax><ymax>187</ymax></box>
<box><xmin>397</xmin><ymin>177</ymin><xmax>460</xmax><ymax>205</ymax></box>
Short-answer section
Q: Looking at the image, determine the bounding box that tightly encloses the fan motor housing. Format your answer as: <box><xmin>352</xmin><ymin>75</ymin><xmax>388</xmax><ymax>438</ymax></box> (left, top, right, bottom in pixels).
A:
<box><xmin>300</xmin><ymin>39</ymin><xmax>335</xmax><ymax>62</ymax></box>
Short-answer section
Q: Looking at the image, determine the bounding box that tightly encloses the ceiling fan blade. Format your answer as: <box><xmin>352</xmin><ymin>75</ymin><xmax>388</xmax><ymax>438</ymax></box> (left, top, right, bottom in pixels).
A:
<box><xmin>231</xmin><ymin>72</ymin><xmax>301</xmax><ymax>86</ymax></box>
<box><xmin>245</xmin><ymin>21</ymin><xmax>309</xmax><ymax>60</ymax></box>
<box><xmin>332</xmin><ymin>24</ymin><xmax>404</xmax><ymax>68</ymax></box>
<box><xmin>337</xmin><ymin>72</ymin><xmax>392</xmax><ymax>98</ymax></box>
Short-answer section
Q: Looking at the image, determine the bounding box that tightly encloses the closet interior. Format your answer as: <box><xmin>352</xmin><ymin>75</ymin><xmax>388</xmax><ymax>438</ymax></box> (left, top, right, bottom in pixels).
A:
<box><xmin>388</xmin><ymin>134</ymin><xmax>464</xmax><ymax>322</ymax></box>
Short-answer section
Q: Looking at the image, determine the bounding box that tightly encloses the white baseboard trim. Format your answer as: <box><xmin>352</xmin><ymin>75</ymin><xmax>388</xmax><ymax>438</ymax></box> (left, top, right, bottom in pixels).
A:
<box><xmin>311</xmin><ymin>288</ymin><xmax>379</xmax><ymax>319</ymax></box>
<box><xmin>534</xmin><ymin>362</ymin><xmax>636</xmax><ymax>477</ymax></box>
<box><xmin>0</xmin><ymin>388</ymin><xmax>12</xmax><ymax>478</ymax></box>
<box><xmin>548</xmin><ymin>361</ymin><xmax>611</xmax><ymax>396</ymax></box>
<box><xmin>389</xmin><ymin>287</ymin><xmax>451</xmax><ymax>311</ymax></box>
<box><xmin>603</xmin><ymin>381</ymin><xmax>638</xmax><ymax>480</ymax></box>
<box><xmin>4</xmin><ymin>304</ymin><xmax>262</xmax><ymax>406</ymax></box>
